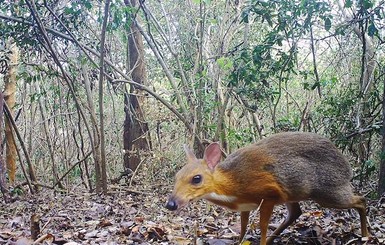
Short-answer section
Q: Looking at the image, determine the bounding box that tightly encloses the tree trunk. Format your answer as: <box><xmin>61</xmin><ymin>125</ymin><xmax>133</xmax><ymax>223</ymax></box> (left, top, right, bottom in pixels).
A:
<box><xmin>123</xmin><ymin>0</ymin><xmax>150</xmax><ymax>171</ymax></box>
<box><xmin>3</xmin><ymin>101</ymin><xmax>37</xmax><ymax>193</ymax></box>
<box><xmin>81</xmin><ymin>62</ymin><xmax>101</xmax><ymax>192</ymax></box>
<box><xmin>378</xmin><ymin>68</ymin><xmax>385</xmax><ymax>197</ymax></box>
<box><xmin>98</xmin><ymin>0</ymin><xmax>110</xmax><ymax>193</ymax></box>
<box><xmin>4</xmin><ymin>41</ymin><xmax>18</xmax><ymax>184</ymax></box>
<box><xmin>0</xmin><ymin>92</ymin><xmax>10</xmax><ymax>202</ymax></box>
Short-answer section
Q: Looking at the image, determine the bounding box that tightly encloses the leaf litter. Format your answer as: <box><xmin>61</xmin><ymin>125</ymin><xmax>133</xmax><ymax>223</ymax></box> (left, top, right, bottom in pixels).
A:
<box><xmin>0</xmin><ymin>183</ymin><xmax>384</xmax><ymax>245</ymax></box>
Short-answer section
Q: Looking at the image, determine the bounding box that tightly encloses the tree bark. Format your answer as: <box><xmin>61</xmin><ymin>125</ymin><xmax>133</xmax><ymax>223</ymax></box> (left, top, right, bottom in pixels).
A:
<box><xmin>123</xmin><ymin>0</ymin><xmax>151</xmax><ymax>171</ymax></box>
<box><xmin>4</xmin><ymin>41</ymin><xmax>18</xmax><ymax>184</ymax></box>
<box><xmin>378</xmin><ymin>68</ymin><xmax>385</xmax><ymax>196</ymax></box>
<box><xmin>0</xmin><ymin>93</ymin><xmax>10</xmax><ymax>202</ymax></box>
<box><xmin>3</xmin><ymin>101</ymin><xmax>37</xmax><ymax>193</ymax></box>
<box><xmin>98</xmin><ymin>0</ymin><xmax>110</xmax><ymax>193</ymax></box>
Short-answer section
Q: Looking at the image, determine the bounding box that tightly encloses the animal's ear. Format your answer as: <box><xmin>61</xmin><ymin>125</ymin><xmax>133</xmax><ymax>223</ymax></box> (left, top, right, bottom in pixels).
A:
<box><xmin>184</xmin><ymin>144</ymin><xmax>198</xmax><ymax>163</ymax></box>
<box><xmin>204</xmin><ymin>142</ymin><xmax>222</xmax><ymax>170</ymax></box>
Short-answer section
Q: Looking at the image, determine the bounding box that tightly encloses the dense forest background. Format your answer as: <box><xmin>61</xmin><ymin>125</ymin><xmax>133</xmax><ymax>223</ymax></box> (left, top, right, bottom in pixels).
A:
<box><xmin>0</xmin><ymin>0</ymin><xmax>385</xmax><ymax>244</ymax></box>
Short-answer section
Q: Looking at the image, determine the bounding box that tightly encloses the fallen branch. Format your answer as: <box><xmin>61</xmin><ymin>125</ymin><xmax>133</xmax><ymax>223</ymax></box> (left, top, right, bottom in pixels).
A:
<box><xmin>110</xmin><ymin>169</ymin><xmax>133</xmax><ymax>184</ymax></box>
<box><xmin>53</xmin><ymin>151</ymin><xmax>92</xmax><ymax>189</ymax></box>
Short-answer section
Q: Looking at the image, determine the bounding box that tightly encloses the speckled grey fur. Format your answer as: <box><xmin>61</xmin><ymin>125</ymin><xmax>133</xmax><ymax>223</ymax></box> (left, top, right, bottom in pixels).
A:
<box><xmin>219</xmin><ymin>132</ymin><xmax>355</xmax><ymax>207</ymax></box>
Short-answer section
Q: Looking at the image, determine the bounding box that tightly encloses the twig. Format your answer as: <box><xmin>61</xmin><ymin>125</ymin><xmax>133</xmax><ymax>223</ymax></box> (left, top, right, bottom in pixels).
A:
<box><xmin>109</xmin><ymin>185</ymin><xmax>149</xmax><ymax>195</ymax></box>
<box><xmin>0</xmin><ymin>12</ymin><xmax>203</xmax><ymax>149</ymax></box>
<box><xmin>129</xmin><ymin>158</ymin><xmax>146</xmax><ymax>187</ymax></box>
<box><xmin>310</xmin><ymin>24</ymin><xmax>321</xmax><ymax>97</ymax></box>
<box><xmin>110</xmin><ymin>169</ymin><xmax>133</xmax><ymax>184</ymax></box>
<box><xmin>193</xmin><ymin>220</ymin><xmax>198</xmax><ymax>245</ymax></box>
<box><xmin>40</xmin><ymin>217</ymin><xmax>52</xmax><ymax>232</ymax></box>
<box><xmin>111</xmin><ymin>79</ymin><xmax>198</xmax><ymax>144</ymax></box>
<box><xmin>345</xmin><ymin>121</ymin><xmax>382</xmax><ymax>139</ymax></box>
<box><xmin>33</xmin><ymin>233</ymin><xmax>53</xmax><ymax>244</ymax></box>
<box><xmin>23</xmin><ymin>0</ymin><xmax>96</xmax><ymax>189</ymax></box>
<box><xmin>53</xmin><ymin>151</ymin><xmax>92</xmax><ymax>188</ymax></box>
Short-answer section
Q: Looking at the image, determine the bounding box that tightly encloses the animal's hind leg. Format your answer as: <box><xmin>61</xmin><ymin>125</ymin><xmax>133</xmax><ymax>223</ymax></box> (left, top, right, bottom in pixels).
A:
<box><xmin>316</xmin><ymin>191</ymin><xmax>369</xmax><ymax>237</ymax></box>
<box><xmin>266</xmin><ymin>202</ymin><xmax>302</xmax><ymax>245</ymax></box>
<box><xmin>351</xmin><ymin>195</ymin><xmax>369</xmax><ymax>237</ymax></box>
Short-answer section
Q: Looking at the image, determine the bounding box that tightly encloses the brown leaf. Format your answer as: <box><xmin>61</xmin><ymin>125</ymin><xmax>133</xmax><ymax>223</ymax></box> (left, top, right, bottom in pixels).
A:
<box><xmin>311</xmin><ymin>210</ymin><xmax>324</xmax><ymax>218</ymax></box>
<box><xmin>135</xmin><ymin>216</ymin><xmax>144</xmax><ymax>223</ymax></box>
<box><xmin>97</xmin><ymin>218</ymin><xmax>113</xmax><ymax>228</ymax></box>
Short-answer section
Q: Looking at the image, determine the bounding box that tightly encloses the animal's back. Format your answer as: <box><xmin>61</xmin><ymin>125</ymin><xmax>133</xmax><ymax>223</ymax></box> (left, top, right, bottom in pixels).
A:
<box><xmin>219</xmin><ymin>132</ymin><xmax>353</xmax><ymax>202</ymax></box>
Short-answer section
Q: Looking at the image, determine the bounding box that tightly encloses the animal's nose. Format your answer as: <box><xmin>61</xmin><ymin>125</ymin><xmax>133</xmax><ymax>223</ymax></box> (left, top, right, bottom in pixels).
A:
<box><xmin>165</xmin><ymin>199</ymin><xmax>178</xmax><ymax>211</ymax></box>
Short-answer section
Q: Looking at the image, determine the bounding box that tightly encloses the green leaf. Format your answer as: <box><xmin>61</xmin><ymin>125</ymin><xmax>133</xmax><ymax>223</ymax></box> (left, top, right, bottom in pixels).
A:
<box><xmin>368</xmin><ymin>22</ymin><xmax>377</xmax><ymax>37</ymax></box>
<box><xmin>324</xmin><ymin>17</ymin><xmax>331</xmax><ymax>31</ymax></box>
<box><xmin>362</xmin><ymin>0</ymin><xmax>374</xmax><ymax>9</ymax></box>
<box><xmin>217</xmin><ymin>57</ymin><xmax>233</xmax><ymax>70</ymax></box>
<box><xmin>241</xmin><ymin>8</ymin><xmax>250</xmax><ymax>23</ymax></box>
<box><xmin>345</xmin><ymin>0</ymin><xmax>353</xmax><ymax>8</ymax></box>
<box><xmin>64</xmin><ymin>7</ymin><xmax>74</xmax><ymax>14</ymax></box>
<box><xmin>84</xmin><ymin>0</ymin><xmax>92</xmax><ymax>10</ymax></box>
<box><xmin>217</xmin><ymin>57</ymin><xmax>226</xmax><ymax>67</ymax></box>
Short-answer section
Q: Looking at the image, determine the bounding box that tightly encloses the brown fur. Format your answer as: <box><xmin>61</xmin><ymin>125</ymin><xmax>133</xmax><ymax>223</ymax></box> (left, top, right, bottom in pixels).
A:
<box><xmin>167</xmin><ymin>132</ymin><xmax>369</xmax><ymax>245</ymax></box>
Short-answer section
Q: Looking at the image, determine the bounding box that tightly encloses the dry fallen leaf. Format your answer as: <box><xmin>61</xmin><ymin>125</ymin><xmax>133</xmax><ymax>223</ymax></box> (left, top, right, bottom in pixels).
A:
<box><xmin>0</xmin><ymin>187</ymin><xmax>383</xmax><ymax>245</ymax></box>
<box><xmin>97</xmin><ymin>218</ymin><xmax>113</xmax><ymax>228</ymax></box>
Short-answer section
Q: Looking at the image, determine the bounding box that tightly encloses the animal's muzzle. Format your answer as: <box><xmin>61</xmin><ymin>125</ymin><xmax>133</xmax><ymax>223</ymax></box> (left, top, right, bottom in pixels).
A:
<box><xmin>165</xmin><ymin>198</ymin><xmax>178</xmax><ymax>211</ymax></box>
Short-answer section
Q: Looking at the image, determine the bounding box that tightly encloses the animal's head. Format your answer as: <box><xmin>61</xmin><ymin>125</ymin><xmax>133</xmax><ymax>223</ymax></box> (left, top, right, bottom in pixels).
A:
<box><xmin>165</xmin><ymin>142</ymin><xmax>222</xmax><ymax>211</ymax></box>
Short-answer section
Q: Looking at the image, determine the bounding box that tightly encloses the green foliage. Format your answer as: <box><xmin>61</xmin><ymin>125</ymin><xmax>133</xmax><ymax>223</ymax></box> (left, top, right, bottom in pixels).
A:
<box><xmin>216</xmin><ymin>57</ymin><xmax>233</xmax><ymax>71</ymax></box>
<box><xmin>324</xmin><ymin>17</ymin><xmax>332</xmax><ymax>31</ymax></box>
<box><xmin>229</xmin><ymin>0</ymin><xmax>333</xmax><ymax>108</ymax></box>
<box><xmin>0</xmin><ymin>3</ymin><xmax>37</xmax><ymax>47</ymax></box>
<box><xmin>192</xmin><ymin>0</ymin><xmax>212</xmax><ymax>4</ymax></box>
<box><xmin>344</xmin><ymin>0</ymin><xmax>382</xmax><ymax>39</ymax></box>
<box><xmin>362</xmin><ymin>0</ymin><xmax>374</xmax><ymax>9</ymax></box>
<box><xmin>314</xmin><ymin>86</ymin><xmax>357</xmax><ymax>140</ymax></box>
<box><xmin>0</xmin><ymin>0</ymin><xmax>97</xmax><ymax>49</ymax></box>
<box><xmin>109</xmin><ymin>2</ymin><xmax>133</xmax><ymax>31</ymax></box>
<box><xmin>58</xmin><ymin>1</ymin><xmax>93</xmax><ymax>34</ymax></box>
<box><xmin>11</xmin><ymin>186</ymin><xmax>24</xmax><ymax>196</ymax></box>
<box><xmin>71</xmin><ymin>166</ymin><xmax>83</xmax><ymax>178</ymax></box>
<box><xmin>1</xmin><ymin>0</ymin><xmax>384</xmax><ymax>193</ymax></box>
<box><xmin>345</xmin><ymin>0</ymin><xmax>353</xmax><ymax>8</ymax></box>
<box><xmin>303</xmin><ymin>77</ymin><xmax>338</xmax><ymax>91</ymax></box>
<box><xmin>243</xmin><ymin>0</ymin><xmax>331</xmax><ymax>30</ymax></box>
<box><xmin>361</xmin><ymin>159</ymin><xmax>376</xmax><ymax>177</ymax></box>
<box><xmin>227</xmin><ymin>127</ymin><xmax>255</xmax><ymax>146</ymax></box>
<box><xmin>276</xmin><ymin>116</ymin><xmax>301</xmax><ymax>132</ymax></box>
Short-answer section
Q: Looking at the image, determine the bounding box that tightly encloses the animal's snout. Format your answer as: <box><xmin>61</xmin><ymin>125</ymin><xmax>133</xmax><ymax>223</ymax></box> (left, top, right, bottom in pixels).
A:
<box><xmin>165</xmin><ymin>198</ymin><xmax>178</xmax><ymax>211</ymax></box>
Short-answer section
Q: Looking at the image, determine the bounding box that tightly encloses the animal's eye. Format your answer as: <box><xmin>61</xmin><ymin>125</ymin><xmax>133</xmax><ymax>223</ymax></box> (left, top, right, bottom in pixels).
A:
<box><xmin>191</xmin><ymin>175</ymin><xmax>202</xmax><ymax>185</ymax></box>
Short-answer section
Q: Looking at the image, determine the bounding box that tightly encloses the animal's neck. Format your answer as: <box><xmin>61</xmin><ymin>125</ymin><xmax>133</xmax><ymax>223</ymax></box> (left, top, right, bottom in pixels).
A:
<box><xmin>201</xmin><ymin>168</ymin><xmax>242</xmax><ymax>210</ymax></box>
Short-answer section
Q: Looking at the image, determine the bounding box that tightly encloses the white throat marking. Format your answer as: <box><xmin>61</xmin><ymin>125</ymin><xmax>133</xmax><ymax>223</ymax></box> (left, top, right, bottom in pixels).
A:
<box><xmin>204</xmin><ymin>192</ymin><xmax>237</xmax><ymax>203</ymax></box>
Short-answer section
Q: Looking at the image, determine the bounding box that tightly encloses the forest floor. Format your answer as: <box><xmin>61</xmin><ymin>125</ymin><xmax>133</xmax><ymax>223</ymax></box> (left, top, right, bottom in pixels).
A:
<box><xmin>0</xmin><ymin>181</ymin><xmax>385</xmax><ymax>245</ymax></box>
